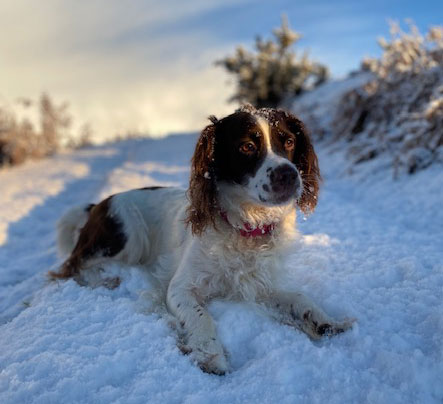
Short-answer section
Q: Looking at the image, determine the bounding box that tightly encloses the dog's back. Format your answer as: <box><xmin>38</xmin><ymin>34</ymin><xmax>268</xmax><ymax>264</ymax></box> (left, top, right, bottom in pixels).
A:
<box><xmin>52</xmin><ymin>187</ymin><xmax>188</xmax><ymax>279</ymax></box>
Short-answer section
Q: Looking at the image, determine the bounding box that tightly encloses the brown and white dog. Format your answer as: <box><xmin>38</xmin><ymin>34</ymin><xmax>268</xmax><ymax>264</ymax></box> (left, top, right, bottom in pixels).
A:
<box><xmin>50</xmin><ymin>104</ymin><xmax>353</xmax><ymax>375</ymax></box>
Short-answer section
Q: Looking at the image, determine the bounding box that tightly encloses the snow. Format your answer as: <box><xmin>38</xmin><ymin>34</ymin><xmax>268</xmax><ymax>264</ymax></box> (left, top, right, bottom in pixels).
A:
<box><xmin>292</xmin><ymin>72</ymin><xmax>373</xmax><ymax>136</ymax></box>
<box><xmin>1</xmin><ymin>129</ymin><xmax>442</xmax><ymax>402</ymax></box>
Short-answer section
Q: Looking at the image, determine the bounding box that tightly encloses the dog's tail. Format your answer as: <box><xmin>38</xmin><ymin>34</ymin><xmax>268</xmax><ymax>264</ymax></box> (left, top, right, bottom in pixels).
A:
<box><xmin>56</xmin><ymin>203</ymin><xmax>95</xmax><ymax>257</ymax></box>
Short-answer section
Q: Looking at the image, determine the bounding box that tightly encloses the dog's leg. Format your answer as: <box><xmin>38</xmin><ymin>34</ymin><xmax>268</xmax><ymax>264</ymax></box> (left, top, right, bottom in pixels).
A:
<box><xmin>167</xmin><ymin>277</ymin><xmax>229</xmax><ymax>375</ymax></box>
<box><xmin>268</xmin><ymin>290</ymin><xmax>354</xmax><ymax>340</ymax></box>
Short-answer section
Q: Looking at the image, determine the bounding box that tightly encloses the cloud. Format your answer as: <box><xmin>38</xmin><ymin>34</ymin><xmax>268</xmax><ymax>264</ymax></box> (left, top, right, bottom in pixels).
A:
<box><xmin>2</xmin><ymin>0</ymin><xmax>439</xmax><ymax>140</ymax></box>
<box><xmin>0</xmin><ymin>0</ymin><xmax>240</xmax><ymax>140</ymax></box>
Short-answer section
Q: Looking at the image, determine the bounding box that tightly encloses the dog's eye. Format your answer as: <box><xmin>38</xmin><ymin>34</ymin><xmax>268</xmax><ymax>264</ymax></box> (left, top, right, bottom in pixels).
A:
<box><xmin>284</xmin><ymin>138</ymin><xmax>295</xmax><ymax>151</ymax></box>
<box><xmin>239</xmin><ymin>141</ymin><xmax>257</xmax><ymax>155</ymax></box>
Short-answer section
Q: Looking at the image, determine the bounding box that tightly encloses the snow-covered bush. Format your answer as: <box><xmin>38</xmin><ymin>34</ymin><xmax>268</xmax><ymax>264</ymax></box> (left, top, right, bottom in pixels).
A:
<box><xmin>217</xmin><ymin>16</ymin><xmax>328</xmax><ymax>108</ymax></box>
<box><xmin>333</xmin><ymin>21</ymin><xmax>443</xmax><ymax>174</ymax></box>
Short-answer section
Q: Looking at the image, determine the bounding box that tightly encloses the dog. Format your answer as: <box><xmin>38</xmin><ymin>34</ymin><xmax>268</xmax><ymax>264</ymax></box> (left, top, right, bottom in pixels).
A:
<box><xmin>50</xmin><ymin>104</ymin><xmax>353</xmax><ymax>375</ymax></box>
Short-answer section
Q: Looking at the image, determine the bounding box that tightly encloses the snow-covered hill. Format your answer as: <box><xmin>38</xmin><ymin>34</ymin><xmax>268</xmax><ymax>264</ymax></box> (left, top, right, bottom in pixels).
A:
<box><xmin>0</xmin><ymin>132</ymin><xmax>442</xmax><ymax>403</ymax></box>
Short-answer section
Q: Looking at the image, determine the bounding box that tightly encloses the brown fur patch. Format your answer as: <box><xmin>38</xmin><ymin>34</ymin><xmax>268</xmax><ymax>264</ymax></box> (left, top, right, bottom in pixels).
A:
<box><xmin>186</xmin><ymin>123</ymin><xmax>218</xmax><ymax>236</ymax></box>
<box><xmin>284</xmin><ymin>113</ymin><xmax>321</xmax><ymax>213</ymax></box>
<box><xmin>49</xmin><ymin>196</ymin><xmax>127</xmax><ymax>279</ymax></box>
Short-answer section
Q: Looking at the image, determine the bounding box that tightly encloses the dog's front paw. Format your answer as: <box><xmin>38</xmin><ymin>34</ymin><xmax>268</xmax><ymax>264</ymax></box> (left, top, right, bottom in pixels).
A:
<box><xmin>314</xmin><ymin>318</ymin><xmax>355</xmax><ymax>337</ymax></box>
<box><xmin>183</xmin><ymin>337</ymin><xmax>229</xmax><ymax>375</ymax></box>
<box><xmin>301</xmin><ymin>310</ymin><xmax>355</xmax><ymax>340</ymax></box>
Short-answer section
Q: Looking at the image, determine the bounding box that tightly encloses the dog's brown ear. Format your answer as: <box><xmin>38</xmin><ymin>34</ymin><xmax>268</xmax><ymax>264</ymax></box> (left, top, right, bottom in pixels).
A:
<box><xmin>286</xmin><ymin>113</ymin><xmax>321</xmax><ymax>214</ymax></box>
<box><xmin>186</xmin><ymin>122</ymin><xmax>218</xmax><ymax>235</ymax></box>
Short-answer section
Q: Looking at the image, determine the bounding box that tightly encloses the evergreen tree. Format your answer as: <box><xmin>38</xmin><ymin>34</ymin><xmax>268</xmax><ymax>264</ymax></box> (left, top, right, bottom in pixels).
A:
<box><xmin>217</xmin><ymin>16</ymin><xmax>328</xmax><ymax>108</ymax></box>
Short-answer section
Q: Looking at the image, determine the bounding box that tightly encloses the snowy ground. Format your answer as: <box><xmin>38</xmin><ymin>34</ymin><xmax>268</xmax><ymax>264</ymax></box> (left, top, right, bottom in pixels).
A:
<box><xmin>0</xmin><ymin>130</ymin><xmax>442</xmax><ymax>403</ymax></box>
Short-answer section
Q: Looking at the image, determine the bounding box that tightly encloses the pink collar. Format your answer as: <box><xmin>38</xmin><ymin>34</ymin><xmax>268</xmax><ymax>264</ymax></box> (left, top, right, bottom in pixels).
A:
<box><xmin>220</xmin><ymin>211</ymin><xmax>276</xmax><ymax>238</ymax></box>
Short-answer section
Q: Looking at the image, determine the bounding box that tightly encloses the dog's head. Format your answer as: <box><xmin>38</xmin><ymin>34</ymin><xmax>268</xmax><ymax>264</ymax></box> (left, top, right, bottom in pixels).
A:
<box><xmin>187</xmin><ymin>104</ymin><xmax>321</xmax><ymax>235</ymax></box>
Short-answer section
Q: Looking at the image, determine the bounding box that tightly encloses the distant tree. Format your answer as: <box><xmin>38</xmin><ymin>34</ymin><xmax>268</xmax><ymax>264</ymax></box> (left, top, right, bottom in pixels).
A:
<box><xmin>39</xmin><ymin>93</ymin><xmax>71</xmax><ymax>155</ymax></box>
<box><xmin>217</xmin><ymin>15</ymin><xmax>329</xmax><ymax>108</ymax></box>
<box><xmin>0</xmin><ymin>93</ymin><xmax>76</xmax><ymax>167</ymax></box>
<box><xmin>75</xmin><ymin>123</ymin><xmax>93</xmax><ymax>148</ymax></box>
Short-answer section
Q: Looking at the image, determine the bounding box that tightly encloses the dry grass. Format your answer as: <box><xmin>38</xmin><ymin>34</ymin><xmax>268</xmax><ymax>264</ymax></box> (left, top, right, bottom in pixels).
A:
<box><xmin>0</xmin><ymin>93</ymin><xmax>92</xmax><ymax>167</ymax></box>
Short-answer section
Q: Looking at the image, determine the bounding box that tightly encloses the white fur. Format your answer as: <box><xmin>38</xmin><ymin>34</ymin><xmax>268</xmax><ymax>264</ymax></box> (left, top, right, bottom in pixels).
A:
<box><xmin>56</xmin><ymin>115</ymin><xmax>352</xmax><ymax>374</ymax></box>
<box><xmin>57</xmin><ymin>187</ymin><xmax>352</xmax><ymax>374</ymax></box>
<box><xmin>56</xmin><ymin>205</ymin><xmax>90</xmax><ymax>256</ymax></box>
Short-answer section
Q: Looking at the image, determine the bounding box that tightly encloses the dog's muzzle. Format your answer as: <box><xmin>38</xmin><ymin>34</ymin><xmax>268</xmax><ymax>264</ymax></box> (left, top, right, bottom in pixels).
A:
<box><xmin>269</xmin><ymin>164</ymin><xmax>300</xmax><ymax>203</ymax></box>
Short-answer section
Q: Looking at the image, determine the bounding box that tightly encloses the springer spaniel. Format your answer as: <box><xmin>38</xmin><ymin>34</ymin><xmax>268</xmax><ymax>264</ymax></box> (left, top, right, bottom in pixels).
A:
<box><xmin>50</xmin><ymin>105</ymin><xmax>353</xmax><ymax>375</ymax></box>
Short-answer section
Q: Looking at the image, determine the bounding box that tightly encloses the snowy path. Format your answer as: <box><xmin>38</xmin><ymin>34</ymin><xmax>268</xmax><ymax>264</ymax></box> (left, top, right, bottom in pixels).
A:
<box><xmin>0</xmin><ymin>136</ymin><xmax>442</xmax><ymax>403</ymax></box>
<box><xmin>0</xmin><ymin>142</ymin><xmax>134</xmax><ymax>322</ymax></box>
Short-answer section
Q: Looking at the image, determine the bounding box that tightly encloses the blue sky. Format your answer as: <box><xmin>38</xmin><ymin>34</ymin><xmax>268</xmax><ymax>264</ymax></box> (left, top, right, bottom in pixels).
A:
<box><xmin>129</xmin><ymin>0</ymin><xmax>442</xmax><ymax>75</ymax></box>
<box><xmin>0</xmin><ymin>0</ymin><xmax>441</xmax><ymax>139</ymax></box>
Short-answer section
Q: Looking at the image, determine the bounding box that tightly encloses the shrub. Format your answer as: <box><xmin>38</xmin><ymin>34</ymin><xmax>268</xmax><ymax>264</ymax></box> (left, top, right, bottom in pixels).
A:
<box><xmin>0</xmin><ymin>93</ymin><xmax>79</xmax><ymax>168</ymax></box>
<box><xmin>333</xmin><ymin>21</ymin><xmax>443</xmax><ymax>174</ymax></box>
<box><xmin>217</xmin><ymin>16</ymin><xmax>329</xmax><ymax>108</ymax></box>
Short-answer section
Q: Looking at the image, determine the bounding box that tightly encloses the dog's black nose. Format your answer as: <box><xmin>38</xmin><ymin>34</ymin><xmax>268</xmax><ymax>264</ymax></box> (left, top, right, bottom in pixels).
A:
<box><xmin>270</xmin><ymin>164</ymin><xmax>298</xmax><ymax>194</ymax></box>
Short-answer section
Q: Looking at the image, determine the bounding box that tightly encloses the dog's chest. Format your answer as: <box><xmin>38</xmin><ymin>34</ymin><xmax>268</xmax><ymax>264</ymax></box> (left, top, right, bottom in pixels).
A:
<box><xmin>196</xmin><ymin>234</ymin><xmax>278</xmax><ymax>301</ymax></box>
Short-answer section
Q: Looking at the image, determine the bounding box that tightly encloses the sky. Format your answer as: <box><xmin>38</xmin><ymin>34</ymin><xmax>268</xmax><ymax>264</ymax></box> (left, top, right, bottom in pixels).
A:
<box><xmin>0</xmin><ymin>0</ymin><xmax>442</xmax><ymax>141</ymax></box>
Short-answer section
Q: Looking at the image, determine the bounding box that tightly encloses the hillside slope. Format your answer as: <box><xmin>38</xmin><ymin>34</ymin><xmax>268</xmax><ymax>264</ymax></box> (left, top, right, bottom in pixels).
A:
<box><xmin>0</xmin><ymin>133</ymin><xmax>442</xmax><ymax>403</ymax></box>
